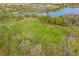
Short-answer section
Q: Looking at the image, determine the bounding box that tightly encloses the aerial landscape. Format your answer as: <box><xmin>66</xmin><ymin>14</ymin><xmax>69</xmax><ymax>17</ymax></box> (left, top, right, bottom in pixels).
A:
<box><xmin>0</xmin><ymin>3</ymin><xmax>79</xmax><ymax>56</ymax></box>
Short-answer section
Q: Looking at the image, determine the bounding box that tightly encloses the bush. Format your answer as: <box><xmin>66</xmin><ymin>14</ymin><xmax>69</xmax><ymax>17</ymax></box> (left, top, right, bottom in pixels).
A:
<box><xmin>0</xmin><ymin>12</ymin><xmax>12</xmax><ymax>20</ymax></box>
<box><xmin>53</xmin><ymin>17</ymin><xmax>71</xmax><ymax>26</ymax></box>
<box><xmin>53</xmin><ymin>17</ymin><xmax>63</xmax><ymax>25</ymax></box>
<box><xmin>38</xmin><ymin>16</ymin><xmax>54</xmax><ymax>24</ymax></box>
<box><xmin>0</xmin><ymin>39</ymin><xmax>5</xmax><ymax>48</ymax></box>
<box><xmin>60</xmin><ymin>15</ymin><xmax>79</xmax><ymax>26</ymax></box>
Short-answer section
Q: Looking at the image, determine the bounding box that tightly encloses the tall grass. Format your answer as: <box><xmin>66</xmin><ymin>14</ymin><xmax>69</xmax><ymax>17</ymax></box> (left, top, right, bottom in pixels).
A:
<box><xmin>0</xmin><ymin>4</ymin><xmax>79</xmax><ymax>55</ymax></box>
<box><xmin>0</xmin><ymin>18</ymin><xmax>79</xmax><ymax>55</ymax></box>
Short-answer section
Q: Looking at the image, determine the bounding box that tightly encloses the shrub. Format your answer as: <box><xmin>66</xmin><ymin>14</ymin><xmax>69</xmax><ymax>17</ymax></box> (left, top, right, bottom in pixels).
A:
<box><xmin>0</xmin><ymin>12</ymin><xmax>12</xmax><ymax>20</ymax></box>
<box><xmin>38</xmin><ymin>16</ymin><xmax>54</xmax><ymax>24</ymax></box>
<box><xmin>53</xmin><ymin>17</ymin><xmax>63</xmax><ymax>25</ymax></box>
<box><xmin>0</xmin><ymin>39</ymin><xmax>5</xmax><ymax>48</ymax></box>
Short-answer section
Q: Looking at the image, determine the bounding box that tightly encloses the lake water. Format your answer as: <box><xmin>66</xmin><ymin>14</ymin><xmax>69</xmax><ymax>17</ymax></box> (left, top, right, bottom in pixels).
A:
<box><xmin>37</xmin><ymin>8</ymin><xmax>79</xmax><ymax>17</ymax></box>
<box><xmin>12</xmin><ymin>8</ymin><xmax>79</xmax><ymax>18</ymax></box>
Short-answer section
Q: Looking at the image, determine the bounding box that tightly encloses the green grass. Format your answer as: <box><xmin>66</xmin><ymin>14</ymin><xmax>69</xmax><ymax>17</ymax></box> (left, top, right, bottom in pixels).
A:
<box><xmin>0</xmin><ymin>3</ymin><xmax>79</xmax><ymax>56</ymax></box>
<box><xmin>0</xmin><ymin>18</ymin><xmax>79</xmax><ymax>56</ymax></box>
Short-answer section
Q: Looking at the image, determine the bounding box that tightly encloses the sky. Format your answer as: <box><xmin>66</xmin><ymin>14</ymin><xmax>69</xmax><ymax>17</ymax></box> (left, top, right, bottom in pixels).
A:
<box><xmin>0</xmin><ymin>0</ymin><xmax>79</xmax><ymax>3</ymax></box>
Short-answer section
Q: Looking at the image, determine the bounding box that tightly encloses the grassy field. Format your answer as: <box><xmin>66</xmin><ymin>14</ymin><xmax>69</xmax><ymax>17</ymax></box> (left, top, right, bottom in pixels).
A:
<box><xmin>0</xmin><ymin>17</ymin><xmax>79</xmax><ymax>56</ymax></box>
<box><xmin>0</xmin><ymin>3</ymin><xmax>79</xmax><ymax>56</ymax></box>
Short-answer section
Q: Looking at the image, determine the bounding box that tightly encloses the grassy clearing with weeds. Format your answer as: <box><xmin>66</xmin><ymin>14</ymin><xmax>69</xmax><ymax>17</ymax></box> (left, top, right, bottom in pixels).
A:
<box><xmin>0</xmin><ymin>3</ymin><xmax>79</xmax><ymax>56</ymax></box>
<box><xmin>0</xmin><ymin>17</ymin><xmax>79</xmax><ymax>56</ymax></box>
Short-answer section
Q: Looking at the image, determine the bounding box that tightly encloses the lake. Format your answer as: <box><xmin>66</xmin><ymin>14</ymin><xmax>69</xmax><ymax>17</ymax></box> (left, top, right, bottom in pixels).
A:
<box><xmin>12</xmin><ymin>8</ymin><xmax>79</xmax><ymax>18</ymax></box>
<box><xmin>37</xmin><ymin>8</ymin><xmax>79</xmax><ymax>17</ymax></box>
